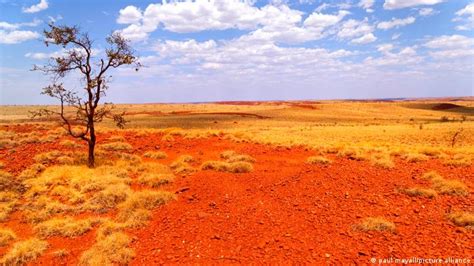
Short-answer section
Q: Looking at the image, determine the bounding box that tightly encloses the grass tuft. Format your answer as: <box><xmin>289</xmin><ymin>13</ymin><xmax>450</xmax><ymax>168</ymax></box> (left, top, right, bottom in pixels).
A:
<box><xmin>143</xmin><ymin>151</ymin><xmax>167</xmax><ymax>159</ymax></box>
<box><xmin>400</xmin><ymin>187</ymin><xmax>437</xmax><ymax>198</ymax></box>
<box><xmin>447</xmin><ymin>211</ymin><xmax>474</xmax><ymax>228</ymax></box>
<box><xmin>354</xmin><ymin>217</ymin><xmax>396</xmax><ymax>232</ymax></box>
<box><xmin>100</xmin><ymin>142</ymin><xmax>133</xmax><ymax>151</ymax></box>
<box><xmin>0</xmin><ymin>228</ymin><xmax>16</xmax><ymax>247</ymax></box>
<box><xmin>306</xmin><ymin>156</ymin><xmax>331</xmax><ymax>165</ymax></box>
<box><xmin>34</xmin><ymin>217</ymin><xmax>93</xmax><ymax>238</ymax></box>
<box><xmin>201</xmin><ymin>160</ymin><xmax>253</xmax><ymax>173</ymax></box>
<box><xmin>79</xmin><ymin>232</ymin><xmax>134</xmax><ymax>265</ymax></box>
<box><xmin>1</xmin><ymin>238</ymin><xmax>48</xmax><ymax>265</ymax></box>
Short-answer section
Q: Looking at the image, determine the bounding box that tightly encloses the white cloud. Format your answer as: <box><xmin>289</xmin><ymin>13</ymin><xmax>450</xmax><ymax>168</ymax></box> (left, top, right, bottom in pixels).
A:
<box><xmin>392</xmin><ymin>33</ymin><xmax>401</xmax><ymax>40</ymax></box>
<box><xmin>425</xmin><ymin>35</ymin><xmax>474</xmax><ymax>59</ymax></box>
<box><xmin>117</xmin><ymin>6</ymin><xmax>142</xmax><ymax>24</ymax></box>
<box><xmin>22</xmin><ymin>0</ymin><xmax>48</xmax><ymax>13</ymax></box>
<box><xmin>383</xmin><ymin>0</ymin><xmax>443</xmax><ymax>10</ymax></box>
<box><xmin>117</xmin><ymin>1</ymin><xmax>350</xmax><ymax>44</ymax></box>
<box><xmin>358</xmin><ymin>0</ymin><xmax>374</xmax><ymax>12</ymax></box>
<box><xmin>0</xmin><ymin>30</ymin><xmax>40</xmax><ymax>44</ymax></box>
<box><xmin>425</xmin><ymin>35</ymin><xmax>473</xmax><ymax>49</ymax></box>
<box><xmin>25</xmin><ymin>48</ymin><xmax>101</xmax><ymax>60</ymax></box>
<box><xmin>304</xmin><ymin>10</ymin><xmax>350</xmax><ymax>28</ymax></box>
<box><xmin>0</xmin><ymin>19</ymin><xmax>42</xmax><ymax>30</ymax></box>
<box><xmin>337</xmin><ymin>18</ymin><xmax>374</xmax><ymax>40</ymax></box>
<box><xmin>366</xmin><ymin>45</ymin><xmax>421</xmax><ymax>66</ymax></box>
<box><xmin>377</xmin><ymin>17</ymin><xmax>416</xmax><ymax>30</ymax></box>
<box><xmin>418</xmin><ymin>8</ymin><xmax>436</xmax><ymax>16</ymax></box>
<box><xmin>351</xmin><ymin>33</ymin><xmax>377</xmax><ymax>44</ymax></box>
<box><xmin>454</xmin><ymin>3</ymin><xmax>474</xmax><ymax>30</ymax></box>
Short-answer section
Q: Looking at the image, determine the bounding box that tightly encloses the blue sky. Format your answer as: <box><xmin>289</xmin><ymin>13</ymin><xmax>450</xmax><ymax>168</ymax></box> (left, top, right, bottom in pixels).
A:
<box><xmin>0</xmin><ymin>0</ymin><xmax>473</xmax><ymax>104</ymax></box>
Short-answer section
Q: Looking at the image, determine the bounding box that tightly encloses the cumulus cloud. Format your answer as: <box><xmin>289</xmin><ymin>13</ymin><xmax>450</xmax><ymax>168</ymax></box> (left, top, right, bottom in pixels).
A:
<box><xmin>383</xmin><ymin>0</ymin><xmax>443</xmax><ymax>10</ymax></box>
<box><xmin>418</xmin><ymin>8</ymin><xmax>437</xmax><ymax>16</ymax></box>
<box><xmin>351</xmin><ymin>33</ymin><xmax>377</xmax><ymax>44</ymax></box>
<box><xmin>22</xmin><ymin>0</ymin><xmax>48</xmax><ymax>13</ymax></box>
<box><xmin>337</xmin><ymin>18</ymin><xmax>374</xmax><ymax>42</ymax></box>
<box><xmin>117</xmin><ymin>5</ymin><xmax>142</xmax><ymax>24</ymax></box>
<box><xmin>117</xmin><ymin>1</ymin><xmax>351</xmax><ymax>45</ymax></box>
<box><xmin>358</xmin><ymin>0</ymin><xmax>374</xmax><ymax>12</ymax></box>
<box><xmin>454</xmin><ymin>3</ymin><xmax>474</xmax><ymax>30</ymax></box>
<box><xmin>0</xmin><ymin>30</ymin><xmax>40</xmax><ymax>44</ymax></box>
<box><xmin>0</xmin><ymin>19</ymin><xmax>42</xmax><ymax>30</ymax></box>
<box><xmin>377</xmin><ymin>17</ymin><xmax>416</xmax><ymax>30</ymax></box>
<box><xmin>425</xmin><ymin>35</ymin><xmax>474</xmax><ymax>59</ymax></box>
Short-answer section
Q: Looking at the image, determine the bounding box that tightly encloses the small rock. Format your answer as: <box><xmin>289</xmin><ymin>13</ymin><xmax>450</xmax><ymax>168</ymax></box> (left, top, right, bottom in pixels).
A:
<box><xmin>325</xmin><ymin>253</ymin><xmax>331</xmax><ymax>258</ymax></box>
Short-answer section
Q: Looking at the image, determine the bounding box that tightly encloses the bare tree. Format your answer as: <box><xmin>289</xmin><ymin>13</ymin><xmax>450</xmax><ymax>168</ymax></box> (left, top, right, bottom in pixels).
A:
<box><xmin>32</xmin><ymin>24</ymin><xmax>140</xmax><ymax>168</ymax></box>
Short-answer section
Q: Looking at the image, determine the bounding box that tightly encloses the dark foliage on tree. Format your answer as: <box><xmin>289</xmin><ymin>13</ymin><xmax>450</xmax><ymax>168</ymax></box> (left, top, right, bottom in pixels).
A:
<box><xmin>32</xmin><ymin>24</ymin><xmax>140</xmax><ymax>167</ymax></box>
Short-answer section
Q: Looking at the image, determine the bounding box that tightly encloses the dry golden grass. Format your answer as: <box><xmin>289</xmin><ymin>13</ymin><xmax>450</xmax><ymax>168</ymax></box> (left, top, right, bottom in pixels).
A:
<box><xmin>402</xmin><ymin>153</ymin><xmax>429</xmax><ymax>163</ymax></box>
<box><xmin>107</xmin><ymin>135</ymin><xmax>126</xmax><ymax>142</ymax></box>
<box><xmin>162</xmin><ymin>134</ymin><xmax>174</xmax><ymax>142</ymax></box>
<box><xmin>60</xmin><ymin>140</ymin><xmax>80</xmax><ymax>148</ymax></box>
<box><xmin>431</xmin><ymin>178</ymin><xmax>469</xmax><ymax>196</ymax></box>
<box><xmin>18</xmin><ymin>163</ymin><xmax>46</xmax><ymax>180</ymax></box>
<box><xmin>143</xmin><ymin>151</ymin><xmax>167</xmax><ymax>159</ymax></box>
<box><xmin>400</xmin><ymin>187</ymin><xmax>437</xmax><ymax>198</ymax></box>
<box><xmin>0</xmin><ymin>238</ymin><xmax>48</xmax><ymax>265</ymax></box>
<box><xmin>95</xmin><ymin>219</ymin><xmax>127</xmax><ymax>240</ymax></box>
<box><xmin>34</xmin><ymin>217</ymin><xmax>94</xmax><ymax>238</ymax></box>
<box><xmin>447</xmin><ymin>211</ymin><xmax>474</xmax><ymax>228</ymax></box>
<box><xmin>79</xmin><ymin>232</ymin><xmax>134</xmax><ymax>265</ymax></box>
<box><xmin>52</xmin><ymin>249</ymin><xmax>69</xmax><ymax>258</ymax></box>
<box><xmin>201</xmin><ymin>160</ymin><xmax>253</xmax><ymax>173</ymax></box>
<box><xmin>34</xmin><ymin>150</ymin><xmax>62</xmax><ymax>164</ymax></box>
<box><xmin>370</xmin><ymin>154</ymin><xmax>395</xmax><ymax>169</ymax></box>
<box><xmin>116</xmin><ymin>190</ymin><xmax>176</xmax><ymax>227</ymax></box>
<box><xmin>422</xmin><ymin>171</ymin><xmax>469</xmax><ymax>196</ymax></box>
<box><xmin>100</xmin><ymin>142</ymin><xmax>133</xmax><ymax>151</ymax></box>
<box><xmin>0</xmin><ymin>228</ymin><xmax>16</xmax><ymax>247</ymax></box>
<box><xmin>338</xmin><ymin>149</ymin><xmax>367</xmax><ymax>161</ymax></box>
<box><xmin>220</xmin><ymin>150</ymin><xmax>256</xmax><ymax>163</ymax></box>
<box><xmin>136</xmin><ymin>173</ymin><xmax>174</xmax><ymax>188</ymax></box>
<box><xmin>354</xmin><ymin>217</ymin><xmax>396</xmax><ymax>232</ymax></box>
<box><xmin>443</xmin><ymin>154</ymin><xmax>472</xmax><ymax>167</ymax></box>
<box><xmin>306</xmin><ymin>156</ymin><xmax>331</xmax><ymax>165</ymax></box>
<box><xmin>170</xmin><ymin>155</ymin><xmax>196</xmax><ymax>176</ymax></box>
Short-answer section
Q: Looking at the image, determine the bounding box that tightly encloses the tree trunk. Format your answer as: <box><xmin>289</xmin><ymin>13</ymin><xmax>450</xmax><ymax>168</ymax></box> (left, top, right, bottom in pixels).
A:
<box><xmin>88</xmin><ymin>126</ymin><xmax>96</xmax><ymax>168</ymax></box>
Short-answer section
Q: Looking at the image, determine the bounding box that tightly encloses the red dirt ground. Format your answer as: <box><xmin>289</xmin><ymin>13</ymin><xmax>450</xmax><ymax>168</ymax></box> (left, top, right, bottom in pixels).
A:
<box><xmin>0</xmin><ymin>126</ymin><xmax>473</xmax><ymax>264</ymax></box>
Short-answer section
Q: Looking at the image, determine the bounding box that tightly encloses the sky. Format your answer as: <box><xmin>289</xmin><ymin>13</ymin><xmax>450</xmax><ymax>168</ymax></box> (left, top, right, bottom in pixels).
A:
<box><xmin>0</xmin><ymin>0</ymin><xmax>473</xmax><ymax>105</ymax></box>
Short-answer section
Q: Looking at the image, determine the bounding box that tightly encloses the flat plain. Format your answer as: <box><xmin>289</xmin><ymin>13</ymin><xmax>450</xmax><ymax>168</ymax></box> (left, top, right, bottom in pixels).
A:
<box><xmin>0</xmin><ymin>98</ymin><xmax>472</xmax><ymax>264</ymax></box>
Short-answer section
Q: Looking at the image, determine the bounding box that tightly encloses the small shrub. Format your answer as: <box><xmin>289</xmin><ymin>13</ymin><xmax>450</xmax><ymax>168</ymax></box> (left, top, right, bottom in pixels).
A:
<box><xmin>60</xmin><ymin>140</ymin><xmax>80</xmax><ymax>148</ymax></box>
<box><xmin>201</xmin><ymin>161</ymin><xmax>253</xmax><ymax>173</ymax></box>
<box><xmin>0</xmin><ymin>228</ymin><xmax>16</xmax><ymax>246</ymax></box>
<box><xmin>143</xmin><ymin>151</ymin><xmax>167</xmax><ymax>159</ymax></box>
<box><xmin>402</xmin><ymin>153</ymin><xmax>428</xmax><ymax>163</ymax></box>
<box><xmin>354</xmin><ymin>217</ymin><xmax>396</xmax><ymax>232</ymax></box>
<box><xmin>400</xmin><ymin>187</ymin><xmax>437</xmax><ymax>198</ymax></box>
<box><xmin>101</xmin><ymin>142</ymin><xmax>133</xmax><ymax>151</ymax></box>
<box><xmin>370</xmin><ymin>154</ymin><xmax>394</xmax><ymax>169</ymax></box>
<box><xmin>79</xmin><ymin>232</ymin><xmax>134</xmax><ymax>265</ymax></box>
<box><xmin>34</xmin><ymin>217</ymin><xmax>94</xmax><ymax>238</ymax></box>
<box><xmin>443</xmin><ymin>154</ymin><xmax>471</xmax><ymax>167</ymax></box>
<box><xmin>432</xmin><ymin>178</ymin><xmax>469</xmax><ymax>196</ymax></box>
<box><xmin>162</xmin><ymin>134</ymin><xmax>174</xmax><ymax>142</ymax></box>
<box><xmin>306</xmin><ymin>156</ymin><xmax>331</xmax><ymax>165</ymax></box>
<box><xmin>136</xmin><ymin>173</ymin><xmax>174</xmax><ymax>188</ymax></box>
<box><xmin>1</xmin><ymin>238</ymin><xmax>48</xmax><ymax>265</ymax></box>
<box><xmin>447</xmin><ymin>211</ymin><xmax>474</xmax><ymax>228</ymax></box>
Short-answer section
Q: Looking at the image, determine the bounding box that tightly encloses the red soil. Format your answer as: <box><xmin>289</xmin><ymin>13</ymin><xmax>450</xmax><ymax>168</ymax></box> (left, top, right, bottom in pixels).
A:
<box><xmin>0</xmin><ymin>127</ymin><xmax>473</xmax><ymax>264</ymax></box>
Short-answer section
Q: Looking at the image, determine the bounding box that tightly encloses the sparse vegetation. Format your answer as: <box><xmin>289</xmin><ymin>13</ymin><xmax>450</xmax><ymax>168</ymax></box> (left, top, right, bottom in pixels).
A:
<box><xmin>143</xmin><ymin>151</ymin><xmax>167</xmax><ymax>159</ymax></box>
<box><xmin>34</xmin><ymin>217</ymin><xmax>94</xmax><ymax>238</ymax></box>
<box><xmin>447</xmin><ymin>211</ymin><xmax>474</xmax><ymax>228</ymax></box>
<box><xmin>354</xmin><ymin>217</ymin><xmax>396</xmax><ymax>232</ymax></box>
<box><xmin>101</xmin><ymin>142</ymin><xmax>133</xmax><ymax>151</ymax></box>
<box><xmin>1</xmin><ymin>238</ymin><xmax>48</xmax><ymax>265</ymax></box>
<box><xmin>79</xmin><ymin>232</ymin><xmax>135</xmax><ymax>265</ymax></box>
<box><xmin>0</xmin><ymin>228</ymin><xmax>16</xmax><ymax>247</ymax></box>
<box><xmin>422</xmin><ymin>171</ymin><xmax>469</xmax><ymax>196</ymax></box>
<box><xmin>306</xmin><ymin>156</ymin><xmax>331</xmax><ymax>165</ymax></box>
<box><xmin>201</xmin><ymin>160</ymin><xmax>253</xmax><ymax>173</ymax></box>
<box><xmin>400</xmin><ymin>187</ymin><xmax>437</xmax><ymax>198</ymax></box>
